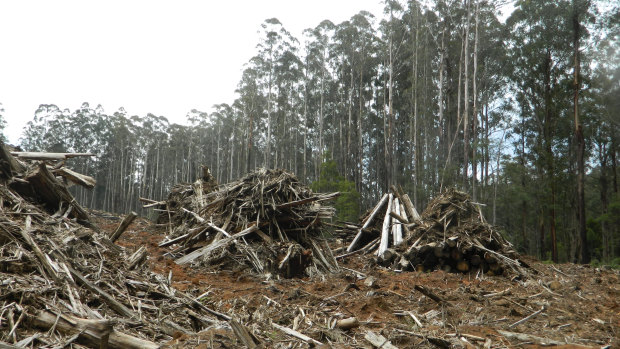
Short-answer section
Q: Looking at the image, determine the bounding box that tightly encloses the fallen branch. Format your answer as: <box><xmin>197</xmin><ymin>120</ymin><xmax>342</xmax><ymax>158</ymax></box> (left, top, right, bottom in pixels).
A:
<box><xmin>31</xmin><ymin>310</ymin><xmax>159</xmax><ymax>349</ymax></box>
<box><xmin>508</xmin><ymin>306</ymin><xmax>545</xmax><ymax>328</ymax></box>
<box><xmin>67</xmin><ymin>266</ymin><xmax>135</xmax><ymax>318</ymax></box>
<box><xmin>347</xmin><ymin>193</ymin><xmax>388</xmax><ymax>252</ymax></box>
<box><xmin>11</xmin><ymin>152</ymin><xmax>95</xmax><ymax>161</ymax></box>
<box><xmin>271</xmin><ymin>322</ymin><xmax>322</xmax><ymax>346</ymax></box>
<box><xmin>229</xmin><ymin>319</ymin><xmax>259</xmax><ymax>348</ymax></box>
<box><xmin>496</xmin><ymin>330</ymin><xmax>563</xmax><ymax>345</ymax></box>
<box><xmin>414</xmin><ymin>285</ymin><xmax>450</xmax><ymax>306</ymax></box>
<box><xmin>175</xmin><ymin>225</ymin><xmax>258</xmax><ymax>265</ymax></box>
<box><xmin>109</xmin><ymin>211</ymin><xmax>137</xmax><ymax>243</ymax></box>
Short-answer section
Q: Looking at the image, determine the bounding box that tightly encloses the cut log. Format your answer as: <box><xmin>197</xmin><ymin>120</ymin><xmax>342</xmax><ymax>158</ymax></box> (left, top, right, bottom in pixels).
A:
<box><xmin>377</xmin><ymin>194</ymin><xmax>393</xmax><ymax>256</ymax></box>
<box><xmin>347</xmin><ymin>193</ymin><xmax>388</xmax><ymax>252</ymax></box>
<box><xmin>20</xmin><ymin>163</ymin><xmax>90</xmax><ymax>222</ymax></box>
<box><xmin>0</xmin><ymin>142</ymin><xmax>26</xmax><ymax>177</ymax></box>
<box><xmin>11</xmin><ymin>152</ymin><xmax>95</xmax><ymax>161</ymax></box>
<box><xmin>52</xmin><ymin>167</ymin><xmax>96</xmax><ymax>189</ymax></box>
<box><xmin>109</xmin><ymin>212</ymin><xmax>137</xmax><ymax>243</ymax></box>
<box><xmin>335</xmin><ymin>317</ymin><xmax>360</xmax><ymax>330</ymax></box>
<box><xmin>456</xmin><ymin>260</ymin><xmax>469</xmax><ymax>272</ymax></box>
<box><xmin>392</xmin><ymin>198</ymin><xmax>403</xmax><ymax>246</ymax></box>
<box><xmin>31</xmin><ymin>310</ymin><xmax>159</xmax><ymax>349</ymax></box>
<box><xmin>401</xmin><ymin>194</ymin><xmax>421</xmax><ymax>222</ymax></box>
<box><xmin>271</xmin><ymin>322</ymin><xmax>322</xmax><ymax>346</ymax></box>
<box><xmin>128</xmin><ymin>246</ymin><xmax>147</xmax><ymax>270</ymax></box>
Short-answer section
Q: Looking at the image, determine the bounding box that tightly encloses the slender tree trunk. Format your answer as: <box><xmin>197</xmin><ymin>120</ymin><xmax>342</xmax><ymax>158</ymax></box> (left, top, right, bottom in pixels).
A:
<box><xmin>454</xmin><ymin>25</ymin><xmax>465</xmax><ymax>175</ymax></box>
<box><xmin>573</xmin><ymin>3</ymin><xmax>589</xmax><ymax>263</ymax></box>
<box><xmin>412</xmin><ymin>10</ymin><xmax>419</xmax><ymax>208</ymax></box>
<box><xmin>437</xmin><ymin>28</ymin><xmax>445</xmax><ymax>183</ymax></box>
<box><xmin>266</xmin><ymin>61</ymin><xmax>273</xmax><ymax>168</ymax></box>
<box><xmin>388</xmin><ymin>31</ymin><xmax>395</xmax><ymax>190</ymax></box>
<box><xmin>543</xmin><ymin>50</ymin><xmax>558</xmax><ymax>263</ymax></box>
<box><xmin>303</xmin><ymin>86</ymin><xmax>308</xmax><ymax>182</ymax></box>
<box><xmin>612</xmin><ymin>138</ymin><xmax>618</xmax><ymax>194</ymax></box>
<box><xmin>520</xmin><ymin>113</ymin><xmax>529</xmax><ymax>253</ymax></box>
<box><xmin>230</xmin><ymin>117</ymin><xmax>235</xmax><ymax>182</ymax></box>
<box><xmin>246</xmin><ymin>103</ymin><xmax>254</xmax><ymax>173</ymax></box>
<box><xmin>318</xmin><ymin>63</ymin><xmax>325</xmax><ymax>180</ymax></box>
<box><xmin>599</xmin><ymin>143</ymin><xmax>609</xmax><ymax>261</ymax></box>
<box><xmin>471</xmin><ymin>0</ymin><xmax>479</xmax><ymax>200</ymax></box>
<box><xmin>358</xmin><ymin>67</ymin><xmax>364</xmax><ymax>196</ymax></box>
<box><xmin>485</xmin><ymin>104</ymin><xmax>489</xmax><ymax>187</ymax></box>
<box><xmin>462</xmin><ymin>0</ymin><xmax>471</xmax><ymax>189</ymax></box>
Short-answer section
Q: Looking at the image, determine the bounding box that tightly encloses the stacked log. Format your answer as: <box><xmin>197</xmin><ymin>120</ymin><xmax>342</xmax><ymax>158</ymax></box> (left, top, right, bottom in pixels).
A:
<box><xmin>150</xmin><ymin>168</ymin><xmax>340</xmax><ymax>277</ymax></box>
<box><xmin>343</xmin><ymin>187</ymin><xmax>528</xmax><ymax>277</ymax></box>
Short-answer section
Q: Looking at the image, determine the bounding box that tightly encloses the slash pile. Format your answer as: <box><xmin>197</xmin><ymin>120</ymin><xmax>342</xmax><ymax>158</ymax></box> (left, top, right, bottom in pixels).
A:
<box><xmin>0</xmin><ymin>142</ymin><xmax>234</xmax><ymax>348</ymax></box>
<box><xmin>153</xmin><ymin>168</ymin><xmax>340</xmax><ymax>277</ymax></box>
<box><xmin>344</xmin><ymin>187</ymin><xmax>528</xmax><ymax>278</ymax></box>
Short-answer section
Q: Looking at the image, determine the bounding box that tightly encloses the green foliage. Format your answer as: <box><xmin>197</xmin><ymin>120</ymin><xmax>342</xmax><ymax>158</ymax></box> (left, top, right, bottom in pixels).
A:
<box><xmin>312</xmin><ymin>153</ymin><xmax>360</xmax><ymax>223</ymax></box>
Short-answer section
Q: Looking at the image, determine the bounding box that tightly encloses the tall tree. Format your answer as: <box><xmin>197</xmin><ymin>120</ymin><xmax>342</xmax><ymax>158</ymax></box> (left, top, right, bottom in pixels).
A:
<box><xmin>572</xmin><ymin>0</ymin><xmax>589</xmax><ymax>263</ymax></box>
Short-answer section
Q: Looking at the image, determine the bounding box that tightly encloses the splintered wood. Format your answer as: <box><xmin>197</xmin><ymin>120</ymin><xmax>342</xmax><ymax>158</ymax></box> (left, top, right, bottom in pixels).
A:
<box><xmin>150</xmin><ymin>167</ymin><xmax>340</xmax><ymax>277</ymax></box>
<box><xmin>343</xmin><ymin>187</ymin><xmax>528</xmax><ymax>278</ymax></box>
<box><xmin>0</xmin><ymin>142</ymin><xmax>227</xmax><ymax>348</ymax></box>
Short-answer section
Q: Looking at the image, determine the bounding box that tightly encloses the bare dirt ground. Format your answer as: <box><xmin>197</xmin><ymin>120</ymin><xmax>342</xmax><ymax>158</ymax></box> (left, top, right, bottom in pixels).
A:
<box><xmin>95</xmin><ymin>214</ymin><xmax>619</xmax><ymax>348</ymax></box>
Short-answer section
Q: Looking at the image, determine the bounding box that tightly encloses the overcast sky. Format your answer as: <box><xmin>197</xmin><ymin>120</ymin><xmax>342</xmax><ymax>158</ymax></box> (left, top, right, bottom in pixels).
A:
<box><xmin>0</xmin><ymin>0</ymin><xmax>386</xmax><ymax>144</ymax></box>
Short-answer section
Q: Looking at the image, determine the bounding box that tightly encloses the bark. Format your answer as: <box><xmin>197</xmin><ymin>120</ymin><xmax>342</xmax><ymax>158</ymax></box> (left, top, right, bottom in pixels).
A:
<box><xmin>412</xmin><ymin>10</ymin><xmax>419</xmax><ymax>208</ymax></box>
<box><xmin>109</xmin><ymin>211</ymin><xmax>137</xmax><ymax>243</ymax></box>
<box><xmin>10</xmin><ymin>152</ymin><xmax>95</xmax><ymax>161</ymax></box>
<box><xmin>463</xmin><ymin>0</ymin><xmax>471</xmax><ymax>188</ymax></box>
<box><xmin>543</xmin><ymin>50</ymin><xmax>558</xmax><ymax>263</ymax></box>
<box><xmin>266</xmin><ymin>56</ymin><xmax>273</xmax><ymax>168</ymax></box>
<box><xmin>471</xmin><ymin>0</ymin><xmax>479</xmax><ymax>200</ymax></box>
<box><xmin>599</xmin><ymin>143</ymin><xmax>609</xmax><ymax>261</ymax></box>
<box><xmin>31</xmin><ymin>310</ymin><xmax>159</xmax><ymax>349</ymax></box>
<box><xmin>573</xmin><ymin>4</ymin><xmax>589</xmax><ymax>263</ymax></box>
<box><xmin>437</xmin><ymin>29</ymin><xmax>446</xmax><ymax>182</ymax></box>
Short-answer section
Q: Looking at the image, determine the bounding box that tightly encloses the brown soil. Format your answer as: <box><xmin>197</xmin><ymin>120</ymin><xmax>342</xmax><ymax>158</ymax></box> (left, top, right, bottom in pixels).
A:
<box><xmin>95</xmin><ymin>214</ymin><xmax>620</xmax><ymax>348</ymax></box>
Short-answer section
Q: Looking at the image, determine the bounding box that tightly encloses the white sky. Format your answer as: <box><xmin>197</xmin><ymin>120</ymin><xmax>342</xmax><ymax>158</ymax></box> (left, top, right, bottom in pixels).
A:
<box><xmin>0</xmin><ymin>0</ymin><xmax>385</xmax><ymax>144</ymax></box>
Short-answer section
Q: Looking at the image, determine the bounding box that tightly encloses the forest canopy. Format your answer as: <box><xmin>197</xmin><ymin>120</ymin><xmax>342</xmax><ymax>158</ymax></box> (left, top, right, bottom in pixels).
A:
<box><xmin>5</xmin><ymin>0</ymin><xmax>619</xmax><ymax>265</ymax></box>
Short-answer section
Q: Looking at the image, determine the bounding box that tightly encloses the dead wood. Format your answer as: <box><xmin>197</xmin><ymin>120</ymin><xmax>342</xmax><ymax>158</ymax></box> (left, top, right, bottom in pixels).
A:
<box><xmin>10</xmin><ymin>152</ymin><xmax>95</xmax><ymax>161</ymax></box>
<box><xmin>153</xmin><ymin>168</ymin><xmax>339</xmax><ymax>277</ymax></box>
<box><xmin>229</xmin><ymin>319</ymin><xmax>259</xmax><ymax>348</ymax></box>
<box><xmin>109</xmin><ymin>211</ymin><xmax>137</xmax><ymax>242</ymax></box>
<box><xmin>31</xmin><ymin>310</ymin><xmax>159</xmax><ymax>349</ymax></box>
<box><xmin>364</xmin><ymin>330</ymin><xmax>399</xmax><ymax>349</ymax></box>
<box><xmin>342</xmin><ymin>187</ymin><xmax>529</xmax><ymax>278</ymax></box>
<box><xmin>51</xmin><ymin>167</ymin><xmax>97</xmax><ymax>189</ymax></box>
<box><xmin>0</xmin><ymin>149</ymin><xmax>232</xmax><ymax>347</ymax></box>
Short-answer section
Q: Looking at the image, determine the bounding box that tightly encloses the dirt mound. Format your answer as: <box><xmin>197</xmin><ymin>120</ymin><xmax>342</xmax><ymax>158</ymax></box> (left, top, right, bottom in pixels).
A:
<box><xmin>153</xmin><ymin>167</ymin><xmax>340</xmax><ymax>277</ymax></box>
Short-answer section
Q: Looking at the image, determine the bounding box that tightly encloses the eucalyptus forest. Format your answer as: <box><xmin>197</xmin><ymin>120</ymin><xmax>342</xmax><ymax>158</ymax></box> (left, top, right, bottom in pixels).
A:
<box><xmin>2</xmin><ymin>0</ymin><xmax>619</xmax><ymax>266</ymax></box>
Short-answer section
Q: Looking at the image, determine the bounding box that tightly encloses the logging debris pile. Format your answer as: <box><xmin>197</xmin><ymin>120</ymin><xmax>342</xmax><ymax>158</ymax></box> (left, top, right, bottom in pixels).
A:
<box><xmin>343</xmin><ymin>187</ymin><xmax>528</xmax><ymax>278</ymax></box>
<box><xmin>0</xmin><ymin>143</ymin><xmax>233</xmax><ymax>348</ymax></box>
<box><xmin>150</xmin><ymin>168</ymin><xmax>340</xmax><ymax>277</ymax></box>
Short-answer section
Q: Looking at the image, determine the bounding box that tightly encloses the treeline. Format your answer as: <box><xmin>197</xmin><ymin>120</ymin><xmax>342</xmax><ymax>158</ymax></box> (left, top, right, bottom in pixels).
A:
<box><xmin>8</xmin><ymin>0</ymin><xmax>620</xmax><ymax>264</ymax></box>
